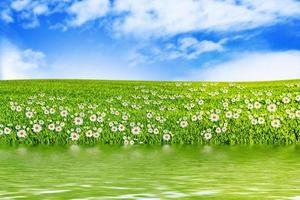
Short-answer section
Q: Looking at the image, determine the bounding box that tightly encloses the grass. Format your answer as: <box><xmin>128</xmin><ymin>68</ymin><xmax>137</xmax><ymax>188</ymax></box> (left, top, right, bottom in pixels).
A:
<box><xmin>0</xmin><ymin>79</ymin><xmax>299</xmax><ymax>145</ymax></box>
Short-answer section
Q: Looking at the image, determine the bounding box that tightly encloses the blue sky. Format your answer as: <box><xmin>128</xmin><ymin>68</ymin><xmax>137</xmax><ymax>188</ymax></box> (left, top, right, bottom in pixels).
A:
<box><xmin>1</xmin><ymin>0</ymin><xmax>300</xmax><ymax>81</ymax></box>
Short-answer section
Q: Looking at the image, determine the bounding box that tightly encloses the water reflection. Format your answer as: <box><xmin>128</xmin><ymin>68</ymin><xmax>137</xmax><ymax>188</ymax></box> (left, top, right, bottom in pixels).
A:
<box><xmin>0</xmin><ymin>145</ymin><xmax>300</xmax><ymax>199</ymax></box>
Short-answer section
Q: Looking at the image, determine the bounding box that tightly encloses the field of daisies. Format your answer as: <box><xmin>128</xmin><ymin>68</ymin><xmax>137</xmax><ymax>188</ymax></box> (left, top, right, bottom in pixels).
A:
<box><xmin>0</xmin><ymin>79</ymin><xmax>300</xmax><ymax>145</ymax></box>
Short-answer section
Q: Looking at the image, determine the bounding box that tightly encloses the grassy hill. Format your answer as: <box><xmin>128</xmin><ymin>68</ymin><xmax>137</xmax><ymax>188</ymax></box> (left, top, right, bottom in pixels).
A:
<box><xmin>0</xmin><ymin>79</ymin><xmax>299</xmax><ymax>145</ymax></box>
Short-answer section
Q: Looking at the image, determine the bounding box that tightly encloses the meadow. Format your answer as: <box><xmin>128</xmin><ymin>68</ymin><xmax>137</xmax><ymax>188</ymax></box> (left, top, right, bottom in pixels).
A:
<box><xmin>0</xmin><ymin>79</ymin><xmax>300</xmax><ymax>145</ymax></box>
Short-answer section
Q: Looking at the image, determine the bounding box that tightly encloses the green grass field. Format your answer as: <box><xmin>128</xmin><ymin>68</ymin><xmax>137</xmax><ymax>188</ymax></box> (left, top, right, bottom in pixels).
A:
<box><xmin>0</xmin><ymin>79</ymin><xmax>300</xmax><ymax>145</ymax></box>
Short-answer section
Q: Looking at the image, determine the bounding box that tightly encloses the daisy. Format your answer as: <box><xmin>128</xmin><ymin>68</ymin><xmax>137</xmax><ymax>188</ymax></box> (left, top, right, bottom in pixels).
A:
<box><xmin>85</xmin><ymin>130</ymin><xmax>93</xmax><ymax>138</ymax></box>
<box><xmin>131</xmin><ymin>126</ymin><xmax>141</xmax><ymax>135</ymax></box>
<box><xmin>258</xmin><ymin>117</ymin><xmax>265</xmax><ymax>124</ymax></box>
<box><xmin>4</xmin><ymin>127</ymin><xmax>11</xmax><ymax>135</ymax></box>
<box><xmin>16</xmin><ymin>106</ymin><xmax>22</xmax><ymax>112</ymax></box>
<box><xmin>60</xmin><ymin>110</ymin><xmax>68</xmax><ymax>117</ymax></box>
<box><xmin>146</xmin><ymin>112</ymin><xmax>153</xmax><ymax>119</ymax></box>
<box><xmin>225</xmin><ymin>111</ymin><xmax>232</xmax><ymax>118</ymax></box>
<box><xmin>124</xmin><ymin>139</ymin><xmax>129</xmax><ymax>145</ymax></box>
<box><xmin>89</xmin><ymin>114</ymin><xmax>97</xmax><ymax>122</ymax></box>
<box><xmin>111</xmin><ymin>126</ymin><xmax>118</xmax><ymax>132</ymax></box>
<box><xmin>32</xmin><ymin>124</ymin><xmax>42</xmax><ymax>133</ymax></box>
<box><xmin>55</xmin><ymin>126</ymin><xmax>62</xmax><ymax>132</ymax></box>
<box><xmin>282</xmin><ymin>97</ymin><xmax>291</xmax><ymax>104</ymax></box>
<box><xmin>271</xmin><ymin>119</ymin><xmax>281</xmax><ymax>128</ymax></box>
<box><xmin>49</xmin><ymin>108</ymin><xmax>55</xmax><ymax>114</ymax></box>
<box><xmin>153</xmin><ymin>128</ymin><xmax>159</xmax><ymax>134</ymax></box>
<box><xmin>210</xmin><ymin>114</ymin><xmax>220</xmax><ymax>122</ymax></box>
<box><xmin>17</xmin><ymin>130</ymin><xmax>27</xmax><ymax>138</ymax></box>
<box><xmin>296</xmin><ymin>110</ymin><xmax>300</xmax><ymax>118</ymax></box>
<box><xmin>180</xmin><ymin>120</ymin><xmax>188</xmax><ymax>128</ymax></box>
<box><xmin>204</xmin><ymin>132</ymin><xmax>212</xmax><ymax>140</ymax></box>
<box><xmin>26</xmin><ymin>111</ymin><xmax>33</xmax><ymax>119</ymax></box>
<box><xmin>93</xmin><ymin>132</ymin><xmax>100</xmax><ymax>138</ymax></box>
<box><xmin>191</xmin><ymin>115</ymin><xmax>198</xmax><ymax>122</ymax></box>
<box><xmin>70</xmin><ymin>132</ymin><xmax>80</xmax><ymax>141</ymax></box>
<box><xmin>163</xmin><ymin>133</ymin><xmax>171</xmax><ymax>141</ymax></box>
<box><xmin>48</xmin><ymin>123</ymin><xmax>55</xmax><ymax>131</ymax></box>
<box><xmin>254</xmin><ymin>102</ymin><xmax>261</xmax><ymax>109</ymax></box>
<box><xmin>74</xmin><ymin>117</ymin><xmax>83</xmax><ymax>125</ymax></box>
<box><xmin>251</xmin><ymin>119</ymin><xmax>258</xmax><ymax>125</ymax></box>
<box><xmin>118</xmin><ymin>124</ymin><xmax>125</xmax><ymax>132</ymax></box>
<box><xmin>267</xmin><ymin>104</ymin><xmax>277</xmax><ymax>112</ymax></box>
<box><xmin>215</xmin><ymin>127</ymin><xmax>222</xmax><ymax>133</ymax></box>
<box><xmin>148</xmin><ymin>128</ymin><xmax>153</xmax><ymax>133</ymax></box>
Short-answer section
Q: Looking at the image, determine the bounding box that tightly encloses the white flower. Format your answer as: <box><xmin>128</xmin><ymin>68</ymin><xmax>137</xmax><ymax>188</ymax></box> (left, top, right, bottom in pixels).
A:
<box><xmin>191</xmin><ymin>115</ymin><xmax>197</xmax><ymax>121</ymax></box>
<box><xmin>198</xmin><ymin>99</ymin><xmax>204</xmax><ymax>105</ymax></box>
<box><xmin>32</xmin><ymin>124</ymin><xmax>42</xmax><ymax>133</ymax></box>
<box><xmin>60</xmin><ymin>110</ymin><xmax>68</xmax><ymax>117</ymax></box>
<box><xmin>70</xmin><ymin>132</ymin><xmax>80</xmax><ymax>141</ymax></box>
<box><xmin>118</xmin><ymin>124</ymin><xmax>125</xmax><ymax>132</ymax></box>
<box><xmin>17</xmin><ymin>130</ymin><xmax>27</xmax><ymax>138</ymax></box>
<box><xmin>215</xmin><ymin>127</ymin><xmax>222</xmax><ymax>133</ymax></box>
<box><xmin>97</xmin><ymin>116</ymin><xmax>104</xmax><ymax>123</ymax></box>
<box><xmin>55</xmin><ymin>126</ymin><xmax>62</xmax><ymax>132</ymax></box>
<box><xmin>111</xmin><ymin>126</ymin><xmax>118</xmax><ymax>132</ymax></box>
<box><xmin>163</xmin><ymin>133</ymin><xmax>171</xmax><ymax>141</ymax></box>
<box><xmin>251</xmin><ymin>119</ymin><xmax>258</xmax><ymax>125</ymax></box>
<box><xmin>26</xmin><ymin>111</ymin><xmax>33</xmax><ymax>119</ymax></box>
<box><xmin>225</xmin><ymin>111</ymin><xmax>232</xmax><ymax>118</ymax></box>
<box><xmin>85</xmin><ymin>130</ymin><xmax>93</xmax><ymax>138</ymax></box>
<box><xmin>296</xmin><ymin>95</ymin><xmax>300</xmax><ymax>102</ymax></box>
<box><xmin>16</xmin><ymin>106</ymin><xmax>22</xmax><ymax>112</ymax></box>
<box><xmin>254</xmin><ymin>102</ymin><xmax>261</xmax><ymax>109</ymax></box>
<box><xmin>49</xmin><ymin>108</ymin><xmax>55</xmax><ymax>114</ymax></box>
<box><xmin>153</xmin><ymin>128</ymin><xmax>159</xmax><ymax>134</ymax></box>
<box><xmin>146</xmin><ymin>112</ymin><xmax>153</xmax><ymax>118</ymax></box>
<box><xmin>204</xmin><ymin>132</ymin><xmax>212</xmax><ymax>140</ymax></box>
<box><xmin>180</xmin><ymin>120</ymin><xmax>188</xmax><ymax>128</ymax></box>
<box><xmin>130</xmin><ymin>140</ymin><xmax>134</xmax><ymax>145</ymax></box>
<box><xmin>4</xmin><ymin>127</ymin><xmax>11</xmax><ymax>135</ymax></box>
<box><xmin>74</xmin><ymin>117</ymin><xmax>83</xmax><ymax>125</ymax></box>
<box><xmin>296</xmin><ymin>110</ymin><xmax>300</xmax><ymax>118</ymax></box>
<box><xmin>282</xmin><ymin>97</ymin><xmax>290</xmax><ymax>104</ymax></box>
<box><xmin>93</xmin><ymin>132</ymin><xmax>100</xmax><ymax>138</ymax></box>
<box><xmin>267</xmin><ymin>104</ymin><xmax>277</xmax><ymax>112</ymax></box>
<box><xmin>210</xmin><ymin>114</ymin><xmax>219</xmax><ymax>122</ymax></box>
<box><xmin>124</xmin><ymin>139</ymin><xmax>129</xmax><ymax>145</ymax></box>
<box><xmin>271</xmin><ymin>119</ymin><xmax>281</xmax><ymax>128</ymax></box>
<box><xmin>48</xmin><ymin>123</ymin><xmax>55</xmax><ymax>131</ymax></box>
<box><xmin>258</xmin><ymin>117</ymin><xmax>265</xmax><ymax>124</ymax></box>
<box><xmin>233</xmin><ymin>113</ymin><xmax>240</xmax><ymax>119</ymax></box>
<box><xmin>89</xmin><ymin>114</ymin><xmax>97</xmax><ymax>122</ymax></box>
<box><xmin>131</xmin><ymin>126</ymin><xmax>141</xmax><ymax>135</ymax></box>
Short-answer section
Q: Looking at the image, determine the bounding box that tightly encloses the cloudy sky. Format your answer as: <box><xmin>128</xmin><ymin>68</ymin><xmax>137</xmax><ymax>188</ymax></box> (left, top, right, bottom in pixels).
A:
<box><xmin>0</xmin><ymin>0</ymin><xmax>300</xmax><ymax>81</ymax></box>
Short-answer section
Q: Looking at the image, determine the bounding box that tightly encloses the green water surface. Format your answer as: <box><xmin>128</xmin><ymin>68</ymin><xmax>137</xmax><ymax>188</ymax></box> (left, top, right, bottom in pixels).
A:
<box><xmin>0</xmin><ymin>145</ymin><xmax>300</xmax><ymax>200</ymax></box>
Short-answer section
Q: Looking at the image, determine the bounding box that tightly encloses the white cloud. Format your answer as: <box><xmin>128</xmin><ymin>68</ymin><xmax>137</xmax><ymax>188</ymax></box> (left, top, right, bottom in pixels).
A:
<box><xmin>129</xmin><ymin>36</ymin><xmax>224</xmax><ymax>66</ymax></box>
<box><xmin>11</xmin><ymin>0</ymin><xmax>31</xmax><ymax>12</ymax></box>
<box><xmin>181</xmin><ymin>51</ymin><xmax>300</xmax><ymax>81</ymax></box>
<box><xmin>0</xmin><ymin>9</ymin><xmax>14</xmax><ymax>23</ymax></box>
<box><xmin>68</xmin><ymin>0</ymin><xmax>110</xmax><ymax>26</ymax></box>
<box><xmin>0</xmin><ymin>40</ymin><xmax>46</xmax><ymax>80</ymax></box>
<box><xmin>4</xmin><ymin>0</ymin><xmax>300</xmax><ymax>34</ymax></box>
<box><xmin>113</xmin><ymin>0</ymin><xmax>300</xmax><ymax>37</ymax></box>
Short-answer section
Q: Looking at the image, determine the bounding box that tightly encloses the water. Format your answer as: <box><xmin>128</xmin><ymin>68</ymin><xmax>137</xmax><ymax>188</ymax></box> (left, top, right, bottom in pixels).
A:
<box><xmin>1</xmin><ymin>145</ymin><xmax>300</xmax><ymax>200</ymax></box>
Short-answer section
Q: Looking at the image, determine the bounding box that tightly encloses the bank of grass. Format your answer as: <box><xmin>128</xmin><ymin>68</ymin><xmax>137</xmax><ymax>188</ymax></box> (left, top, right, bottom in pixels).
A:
<box><xmin>0</xmin><ymin>79</ymin><xmax>299</xmax><ymax>145</ymax></box>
